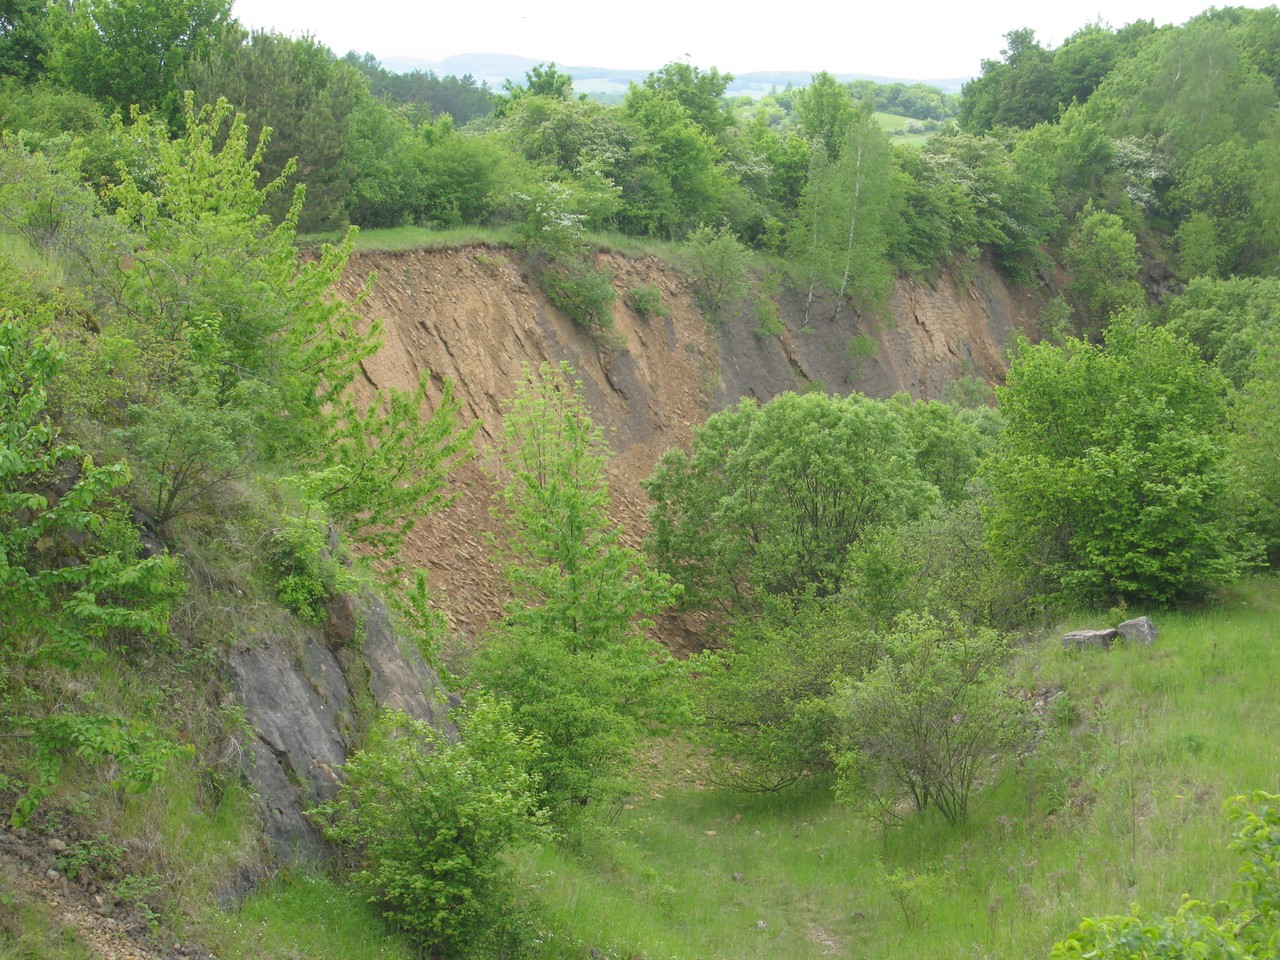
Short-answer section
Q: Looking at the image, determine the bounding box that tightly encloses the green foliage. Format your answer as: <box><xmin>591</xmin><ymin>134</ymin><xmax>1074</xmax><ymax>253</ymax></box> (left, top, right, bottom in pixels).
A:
<box><xmin>788</xmin><ymin>106</ymin><xmax>898</xmax><ymax>321</ymax></box>
<box><xmin>1049</xmin><ymin>791</ymin><xmax>1280</xmax><ymax>959</ymax></box>
<box><xmin>476</xmin><ymin>363</ymin><xmax>677</xmax><ymax>817</ymax></box>
<box><xmin>0</xmin><ymin>299</ymin><xmax>181</xmax><ymax>824</ymax></box>
<box><xmin>496</xmin><ymin>363</ymin><xmax>675</xmax><ymax>654</ymax></box>
<box><xmin>1229</xmin><ymin>341</ymin><xmax>1280</xmax><ymax>563</ymax></box>
<box><xmin>623</xmin><ymin>284</ymin><xmax>668</xmax><ymax>318</ymax></box>
<box><xmin>690</xmin><ymin>598</ymin><xmax>876</xmax><ymax>792</ymax></box>
<box><xmin>538</xmin><ymin>257</ymin><xmax>617</xmax><ymax>333</ymax></box>
<box><xmin>832</xmin><ymin>613</ymin><xmax>1027</xmax><ymax>825</ymax></box>
<box><xmin>681</xmin><ymin>223</ymin><xmax>749</xmax><ymax>322</ymax></box>
<box><xmin>1065</xmin><ymin>206</ymin><xmax>1145</xmax><ymax>329</ymax></box>
<box><xmin>45</xmin><ymin>0</ymin><xmax>232</xmax><ymax>123</ymax></box>
<box><xmin>304</xmin><ymin>378</ymin><xmax>473</xmax><ymax>562</ymax></box>
<box><xmin>644</xmin><ymin>390</ymin><xmax>935</xmax><ymax>619</ymax></box>
<box><xmin>985</xmin><ymin>316</ymin><xmax>1247</xmax><ymax>606</ymax></box>
<box><xmin>315</xmin><ymin>699</ymin><xmax>550</xmax><ymax>958</ymax></box>
<box><xmin>186</xmin><ymin>29</ymin><xmax>362</xmax><ymax>232</ymax></box>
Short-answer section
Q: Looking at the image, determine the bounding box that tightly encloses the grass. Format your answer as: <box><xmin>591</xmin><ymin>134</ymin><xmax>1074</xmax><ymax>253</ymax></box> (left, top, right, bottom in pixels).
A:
<box><xmin>519</xmin><ymin>577</ymin><xmax>1280</xmax><ymax>959</ymax></box>
<box><xmin>201</xmin><ymin>873</ymin><xmax>414</xmax><ymax>960</ymax></box>
<box><xmin>874</xmin><ymin>111</ymin><xmax>937</xmax><ymax>147</ymax></box>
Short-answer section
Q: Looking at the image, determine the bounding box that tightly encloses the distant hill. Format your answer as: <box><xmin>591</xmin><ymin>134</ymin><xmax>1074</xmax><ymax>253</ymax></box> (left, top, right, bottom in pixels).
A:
<box><xmin>379</xmin><ymin>53</ymin><xmax>970</xmax><ymax>95</ymax></box>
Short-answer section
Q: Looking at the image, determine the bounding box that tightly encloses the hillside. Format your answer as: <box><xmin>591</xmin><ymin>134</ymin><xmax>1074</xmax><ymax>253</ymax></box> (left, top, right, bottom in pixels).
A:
<box><xmin>340</xmin><ymin>247</ymin><xmax>1040</xmax><ymax>650</ymax></box>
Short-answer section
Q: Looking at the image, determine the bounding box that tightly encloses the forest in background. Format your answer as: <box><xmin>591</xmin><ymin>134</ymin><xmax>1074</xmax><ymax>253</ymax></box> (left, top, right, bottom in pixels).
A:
<box><xmin>2</xmin><ymin>2</ymin><xmax>1280</xmax><ymax>959</ymax></box>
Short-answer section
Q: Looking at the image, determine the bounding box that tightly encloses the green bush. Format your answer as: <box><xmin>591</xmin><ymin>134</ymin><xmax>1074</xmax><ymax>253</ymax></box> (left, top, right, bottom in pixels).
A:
<box><xmin>538</xmin><ymin>259</ymin><xmax>617</xmax><ymax>333</ymax></box>
<box><xmin>681</xmin><ymin>224</ymin><xmax>749</xmax><ymax>322</ymax></box>
<box><xmin>832</xmin><ymin>613</ymin><xmax>1028</xmax><ymax>825</ymax></box>
<box><xmin>315</xmin><ymin>698</ymin><xmax>551</xmax><ymax>958</ymax></box>
<box><xmin>623</xmin><ymin>284</ymin><xmax>668</xmax><ymax>318</ymax></box>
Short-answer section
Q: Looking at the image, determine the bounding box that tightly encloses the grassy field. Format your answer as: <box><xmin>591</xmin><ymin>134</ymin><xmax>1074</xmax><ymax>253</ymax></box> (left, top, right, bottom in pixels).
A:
<box><xmin>519</xmin><ymin>578</ymin><xmax>1280</xmax><ymax>959</ymax></box>
<box><xmin>873</xmin><ymin>111</ymin><xmax>937</xmax><ymax>147</ymax></box>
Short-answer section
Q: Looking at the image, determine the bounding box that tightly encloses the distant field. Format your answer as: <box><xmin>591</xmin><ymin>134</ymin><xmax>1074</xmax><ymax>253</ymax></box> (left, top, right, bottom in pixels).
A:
<box><xmin>874</xmin><ymin>110</ymin><xmax>938</xmax><ymax>145</ymax></box>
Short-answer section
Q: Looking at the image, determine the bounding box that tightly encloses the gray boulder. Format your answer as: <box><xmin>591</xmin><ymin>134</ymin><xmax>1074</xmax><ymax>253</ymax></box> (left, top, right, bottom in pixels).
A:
<box><xmin>1117</xmin><ymin>616</ymin><xmax>1158</xmax><ymax>645</ymax></box>
<box><xmin>1062</xmin><ymin>628</ymin><xmax>1119</xmax><ymax>651</ymax></box>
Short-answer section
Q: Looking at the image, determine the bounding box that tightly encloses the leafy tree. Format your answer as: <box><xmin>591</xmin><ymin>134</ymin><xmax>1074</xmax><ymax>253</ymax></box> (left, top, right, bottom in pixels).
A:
<box><xmin>832</xmin><ymin>613</ymin><xmax>1027</xmax><ymax>825</ymax></box>
<box><xmin>792</xmin><ymin>71</ymin><xmax>853</xmax><ymax>157</ymax></box>
<box><xmin>45</xmin><ymin>0</ymin><xmax>232</xmax><ymax>122</ymax></box>
<box><xmin>644</xmin><ymin>390</ymin><xmax>935</xmax><ymax>619</ymax></box>
<box><xmin>1065</xmin><ymin>206</ymin><xmax>1144</xmax><ymax>329</ymax></box>
<box><xmin>496</xmin><ymin>362</ymin><xmax>676</xmax><ymax>652</ymax></box>
<box><xmin>186</xmin><ymin>29</ymin><xmax>363</xmax><ymax>232</ymax></box>
<box><xmin>641</xmin><ymin>61</ymin><xmax>734</xmax><ymax>140</ymax></box>
<box><xmin>0</xmin><ymin>0</ymin><xmax>50</xmax><ymax>81</ymax></box>
<box><xmin>315</xmin><ymin>700</ymin><xmax>551</xmax><ymax>958</ymax></box>
<box><xmin>681</xmin><ymin>223</ymin><xmax>749</xmax><ymax>322</ymax></box>
<box><xmin>1229</xmin><ymin>340</ymin><xmax>1280</xmax><ymax>564</ymax></box>
<box><xmin>985</xmin><ymin>316</ymin><xmax>1247</xmax><ymax>606</ymax></box>
<box><xmin>959</xmin><ymin>28</ymin><xmax>1061</xmax><ymax>133</ymax></box>
<box><xmin>690</xmin><ymin>598</ymin><xmax>877</xmax><ymax>792</ymax></box>
<box><xmin>474</xmin><ymin>363</ymin><xmax>677</xmax><ymax>817</ymax></box>
<box><xmin>788</xmin><ymin>103</ymin><xmax>898</xmax><ymax>322</ymax></box>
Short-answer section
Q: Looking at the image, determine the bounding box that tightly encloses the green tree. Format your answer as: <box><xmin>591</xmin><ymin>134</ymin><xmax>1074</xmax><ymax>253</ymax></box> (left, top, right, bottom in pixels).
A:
<box><xmin>985</xmin><ymin>316</ymin><xmax>1247</xmax><ymax>606</ymax></box>
<box><xmin>681</xmin><ymin>223</ymin><xmax>749</xmax><ymax>322</ymax></box>
<box><xmin>792</xmin><ymin>71</ymin><xmax>853</xmax><ymax>157</ymax></box>
<box><xmin>315</xmin><ymin>699</ymin><xmax>551</xmax><ymax>958</ymax></box>
<box><xmin>1065</xmin><ymin>206</ymin><xmax>1144</xmax><ymax>329</ymax></box>
<box><xmin>186</xmin><ymin>29</ymin><xmax>363</xmax><ymax>232</ymax></box>
<box><xmin>644</xmin><ymin>390</ymin><xmax>935</xmax><ymax>619</ymax></box>
<box><xmin>46</xmin><ymin>0</ymin><xmax>232</xmax><ymax>122</ymax></box>
<box><xmin>788</xmin><ymin>102</ymin><xmax>899</xmax><ymax>322</ymax></box>
<box><xmin>641</xmin><ymin>61</ymin><xmax>734</xmax><ymax>140</ymax></box>
<box><xmin>474</xmin><ymin>363</ymin><xmax>677</xmax><ymax>817</ymax></box>
<box><xmin>496</xmin><ymin>362</ymin><xmax>676</xmax><ymax>652</ymax></box>
<box><xmin>832</xmin><ymin>613</ymin><xmax>1027</xmax><ymax>825</ymax></box>
<box><xmin>0</xmin><ymin>0</ymin><xmax>50</xmax><ymax>81</ymax></box>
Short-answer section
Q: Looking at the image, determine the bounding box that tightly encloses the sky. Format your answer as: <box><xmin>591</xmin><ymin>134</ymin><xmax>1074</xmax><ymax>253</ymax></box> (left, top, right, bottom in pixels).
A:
<box><xmin>232</xmin><ymin>0</ymin><xmax>1269</xmax><ymax>80</ymax></box>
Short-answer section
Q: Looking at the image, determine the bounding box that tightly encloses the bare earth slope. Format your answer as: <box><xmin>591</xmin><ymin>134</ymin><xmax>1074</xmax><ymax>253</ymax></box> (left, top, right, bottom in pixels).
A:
<box><xmin>338</xmin><ymin>247</ymin><xmax>1040</xmax><ymax>652</ymax></box>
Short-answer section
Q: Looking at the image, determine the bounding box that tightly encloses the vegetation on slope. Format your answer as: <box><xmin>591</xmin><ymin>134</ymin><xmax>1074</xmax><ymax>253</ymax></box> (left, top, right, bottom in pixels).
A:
<box><xmin>3</xmin><ymin>3</ymin><xmax>1280</xmax><ymax>959</ymax></box>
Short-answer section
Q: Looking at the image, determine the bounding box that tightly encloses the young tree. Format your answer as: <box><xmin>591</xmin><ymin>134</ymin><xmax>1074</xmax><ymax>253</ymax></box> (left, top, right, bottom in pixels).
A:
<box><xmin>832</xmin><ymin>613</ymin><xmax>1027</xmax><ymax>825</ymax></box>
<box><xmin>985</xmin><ymin>315</ymin><xmax>1247</xmax><ymax>606</ymax></box>
<box><xmin>315</xmin><ymin>700</ymin><xmax>550</xmax><ymax>957</ymax></box>
<box><xmin>1065</xmin><ymin>206</ymin><xmax>1145</xmax><ymax>330</ymax></box>
<box><xmin>472</xmin><ymin>363</ymin><xmax>677</xmax><ymax>817</ymax></box>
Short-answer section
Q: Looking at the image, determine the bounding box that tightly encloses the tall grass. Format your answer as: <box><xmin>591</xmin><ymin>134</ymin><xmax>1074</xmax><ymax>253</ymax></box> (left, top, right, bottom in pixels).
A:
<box><xmin>522</xmin><ymin>578</ymin><xmax>1280</xmax><ymax>959</ymax></box>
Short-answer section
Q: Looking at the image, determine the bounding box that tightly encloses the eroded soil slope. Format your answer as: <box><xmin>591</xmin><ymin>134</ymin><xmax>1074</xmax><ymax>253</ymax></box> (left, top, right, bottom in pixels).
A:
<box><xmin>339</xmin><ymin>247</ymin><xmax>1040</xmax><ymax>651</ymax></box>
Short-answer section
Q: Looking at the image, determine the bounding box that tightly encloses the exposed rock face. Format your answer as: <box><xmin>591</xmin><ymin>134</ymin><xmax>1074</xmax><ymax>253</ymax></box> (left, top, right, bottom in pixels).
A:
<box><xmin>1117</xmin><ymin>616</ymin><xmax>1158</xmax><ymax>645</ymax></box>
<box><xmin>1062</xmin><ymin>628</ymin><xmax>1120</xmax><ymax>651</ymax></box>
<box><xmin>229</xmin><ymin>592</ymin><xmax>456</xmax><ymax>863</ymax></box>
<box><xmin>338</xmin><ymin>247</ymin><xmax>1041</xmax><ymax>651</ymax></box>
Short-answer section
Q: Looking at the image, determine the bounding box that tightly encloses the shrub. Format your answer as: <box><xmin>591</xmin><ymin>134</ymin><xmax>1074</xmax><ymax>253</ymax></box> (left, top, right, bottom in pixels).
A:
<box><xmin>538</xmin><ymin>258</ymin><xmax>616</xmax><ymax>332</ymax></box>
<box><xmin>681</xmin><ymin>224</ymin><xmax>749</xmax><ymax>322</ymax></box>
<box><xmin>314</xmin><ymin>698</ymin><xmax>551</xmax><ymax>958</ymax></box>
<box><xmin>624</xmin><ymin>284</ymin><xmax>668</xmax><ymax>318</ymax></box>
<box><xmin>832</xmin><ymin>613</ymin><xmax>1028</xmax><ymax>825</ymax></box>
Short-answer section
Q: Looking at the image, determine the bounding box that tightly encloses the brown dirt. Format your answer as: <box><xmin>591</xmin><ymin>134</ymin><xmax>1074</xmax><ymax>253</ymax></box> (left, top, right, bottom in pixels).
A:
<box><xmin>339</xmin><ymin>246</ymin><xmax>1041</xmax><ymax>655</ymax></box>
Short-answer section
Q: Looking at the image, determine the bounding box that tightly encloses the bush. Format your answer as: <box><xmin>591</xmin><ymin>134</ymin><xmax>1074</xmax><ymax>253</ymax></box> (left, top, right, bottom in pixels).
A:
<box><xmin>315</xmin><ymin>698</ymin><xmax>551</xmax><ymax>958</ymax></box>
<box><xmin>624</xmin><ymin>284</ymin><xmax>668</xmax><ymax>318</ymax></box>
<box><xmin>538</xmin><ymin>258</ymin><xmax>616</xmax><ymax>332</ymax></box>
<box><xmin>681</xmin><ymin>224</ymin><xmax>749</xmax><ymax>322</ymax></box>
<box><xmin>832</xmin><ymin>613</ymin><xmax>1028</xmax><ymax>825</ymax></box>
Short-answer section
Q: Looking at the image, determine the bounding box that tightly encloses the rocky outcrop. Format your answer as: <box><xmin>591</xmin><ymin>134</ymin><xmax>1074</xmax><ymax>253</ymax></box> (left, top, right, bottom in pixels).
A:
<box><xmin>229</xmin><ymin>592</ymin><xmax>456</xmax><ymax>863</ymax></box>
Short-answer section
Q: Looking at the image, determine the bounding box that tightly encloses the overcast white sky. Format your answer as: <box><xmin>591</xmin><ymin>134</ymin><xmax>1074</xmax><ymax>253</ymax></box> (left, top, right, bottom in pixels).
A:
<box><xmin>232</xmin><ymin>0</ymin><xmax>1269</xmax><ymax>80</ymax></box>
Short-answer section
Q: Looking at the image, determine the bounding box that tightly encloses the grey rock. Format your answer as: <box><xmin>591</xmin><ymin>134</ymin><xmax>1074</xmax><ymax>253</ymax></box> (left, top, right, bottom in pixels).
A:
<box><xmin>1117</xmin><ymin>616</ymin><xmax>1158</xmax><ymax>645</ymax></box>
<box><xmin>1062</xmin><ymin>628</ymin><xmax>1119</xmax><ymax>651</ymax></box>
<box><xmin>230</xmin><ymin>591</ymin><xmax>458</xmax><ymax>866</ymax></box>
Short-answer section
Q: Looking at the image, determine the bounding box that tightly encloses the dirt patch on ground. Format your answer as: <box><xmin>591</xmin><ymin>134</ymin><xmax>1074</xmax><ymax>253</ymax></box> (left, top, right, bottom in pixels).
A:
<box><xmin>339</xmin><ymin>247</ymin><xmax>1039</xmax><ymax>654</ymax></box>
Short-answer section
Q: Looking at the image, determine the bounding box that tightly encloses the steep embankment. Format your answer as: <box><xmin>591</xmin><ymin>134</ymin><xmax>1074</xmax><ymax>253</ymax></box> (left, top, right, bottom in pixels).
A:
<box><xmin>338</xmin><ymin>247</ymin><xmax>1041</xmax><ymax>651</ymax></box>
